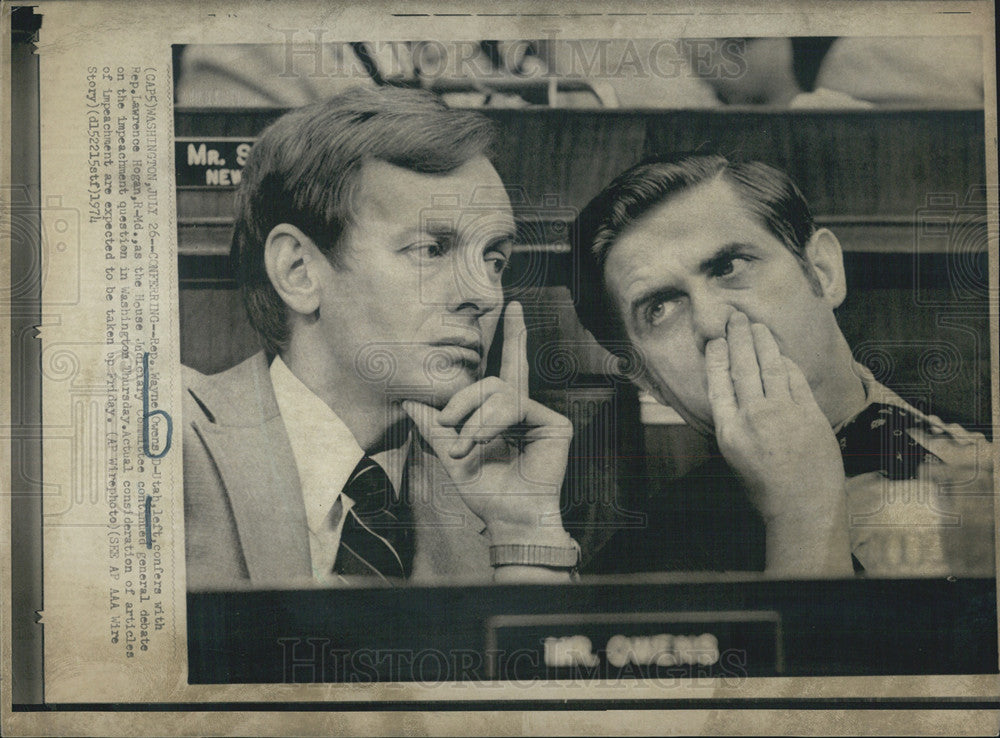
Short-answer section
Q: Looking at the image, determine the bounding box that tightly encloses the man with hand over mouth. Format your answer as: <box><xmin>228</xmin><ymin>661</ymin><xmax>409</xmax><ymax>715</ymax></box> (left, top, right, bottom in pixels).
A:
<box><xmin>572</xmin><ymin>153</ymin><xmax>994</xmax><ymax>577</ymax></box>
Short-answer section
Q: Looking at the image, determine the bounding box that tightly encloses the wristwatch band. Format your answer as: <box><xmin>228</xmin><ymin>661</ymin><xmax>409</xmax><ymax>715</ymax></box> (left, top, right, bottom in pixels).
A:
<box><xmin>489</xmin><ymin>538</ymin><xmax>581</xmax><ymax>569</ymax></box>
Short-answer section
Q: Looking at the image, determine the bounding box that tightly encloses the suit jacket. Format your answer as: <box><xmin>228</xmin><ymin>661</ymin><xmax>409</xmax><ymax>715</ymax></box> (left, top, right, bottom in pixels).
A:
<box><xmin>182</xmin><ymin>352</ymin><xmax>493</xmax><ymax>590</ymax></box>
<box><xmin>586</xmin><ymin>368</ymin><xmax>995</xmax><ymax>577</ymax></box>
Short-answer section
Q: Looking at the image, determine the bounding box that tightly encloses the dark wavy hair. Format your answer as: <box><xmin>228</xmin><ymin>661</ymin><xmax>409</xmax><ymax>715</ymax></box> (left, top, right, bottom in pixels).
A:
<box><xmin>231</xmin><ymin>86</ymin><xmax>495</xmax><ymax>355</ymax></box>
<box><xmin>572</xmin><ymin>153</ymin><xmax>820</xmax><ymax>347</ymax></box>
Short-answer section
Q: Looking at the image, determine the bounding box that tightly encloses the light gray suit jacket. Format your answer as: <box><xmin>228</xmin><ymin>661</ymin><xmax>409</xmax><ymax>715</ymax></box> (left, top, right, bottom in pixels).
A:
<box><xmin>182</xmin><ymin>352</ymin><xmax>492</xmax><ymax>590</ymax></box>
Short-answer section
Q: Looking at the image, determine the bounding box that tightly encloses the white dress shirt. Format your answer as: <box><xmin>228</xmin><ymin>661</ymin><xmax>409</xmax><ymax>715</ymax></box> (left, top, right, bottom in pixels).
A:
<box><xmin>269</xmin><ymin>356</ymin><xmax>408</xmax><ymax>583</ymax></box>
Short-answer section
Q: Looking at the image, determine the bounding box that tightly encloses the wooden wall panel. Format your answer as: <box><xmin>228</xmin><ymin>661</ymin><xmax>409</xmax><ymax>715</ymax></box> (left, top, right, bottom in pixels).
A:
<box><xmin>175</xmin><ymin>108</ymin><xmax>986</xmax><ymax>226</ymax></box>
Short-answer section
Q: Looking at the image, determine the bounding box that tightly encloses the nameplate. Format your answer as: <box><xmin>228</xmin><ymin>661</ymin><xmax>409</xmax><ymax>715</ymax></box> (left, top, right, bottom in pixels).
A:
<box><xmin>175</xmin><ymin>138</ymin><xmax>254</xmax><ymax>187</ymax></box>
<box><xmin>485</xmin><ymin>610</ymin><xmax>782</xmax><ymax>680</ymax></box>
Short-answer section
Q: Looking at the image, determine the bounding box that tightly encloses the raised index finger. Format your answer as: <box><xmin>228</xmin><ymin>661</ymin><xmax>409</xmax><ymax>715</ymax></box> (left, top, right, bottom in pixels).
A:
<box><xmin>499</xmin><ymin>300</ymin><xmax>529</xmax><ymax>395</ymax></box>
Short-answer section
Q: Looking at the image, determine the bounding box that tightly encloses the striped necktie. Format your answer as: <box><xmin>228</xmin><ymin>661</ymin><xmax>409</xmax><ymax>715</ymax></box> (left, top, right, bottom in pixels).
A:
<box><xmin>333</xmin><ymin>456</ymin><xmax>414</xmax><ymax>580</ymax></box>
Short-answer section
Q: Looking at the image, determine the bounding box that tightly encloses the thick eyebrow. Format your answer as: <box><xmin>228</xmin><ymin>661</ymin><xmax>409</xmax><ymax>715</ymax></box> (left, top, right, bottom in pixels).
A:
<box><xmin>627</xmin><ymin>242</ymin><xmax>759</xmax><ymax>324</ymax></box>
<box><xmin>422</xmin><ymin>220</ymin><xmax>458</xmax><ymax>238</ymax></box>
<box><xmin>698</xmin><ymin>242</ymin><xmax>756</xmax><ymax>274</ymax></box>
<box><xmin>395</xmin><ymin>224</ymin><xmax>450</xmax><ymax>245</ymax></box>
<box><xmin>403</xmin><ymin>221</ymin><xmax>516</xmax><ymax>247</ymax></box>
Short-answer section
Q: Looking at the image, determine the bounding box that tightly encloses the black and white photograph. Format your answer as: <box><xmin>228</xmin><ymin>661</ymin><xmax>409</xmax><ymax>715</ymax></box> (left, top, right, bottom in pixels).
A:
<box><xmin>174</xmin><ymin>34</ymin><xmax>995</xmax><ymax>682</ymax></box>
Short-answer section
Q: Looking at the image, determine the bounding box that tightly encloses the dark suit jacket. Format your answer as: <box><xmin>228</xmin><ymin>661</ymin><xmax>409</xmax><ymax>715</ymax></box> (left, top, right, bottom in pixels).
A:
<box><xmin>584</xmin><ymin>454</ymin><xmax>766</xmax><ymax>575</ymax></box>
<box><xmin>585</xmin><ymin>373</ymin><xmax>995</xmax><ymax>576</ymax></box>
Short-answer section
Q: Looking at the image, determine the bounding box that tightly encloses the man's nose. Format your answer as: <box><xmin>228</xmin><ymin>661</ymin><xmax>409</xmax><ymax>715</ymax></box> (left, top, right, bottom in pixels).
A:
<box><xmin>447</xmin><ymin>250</ymin><xmax>503</xmax><ymax>316</ymax></box>
<box><xmin>691</xmin><ymin>291</ymin><xmax>736</xmax><ymax>352</ymax></box>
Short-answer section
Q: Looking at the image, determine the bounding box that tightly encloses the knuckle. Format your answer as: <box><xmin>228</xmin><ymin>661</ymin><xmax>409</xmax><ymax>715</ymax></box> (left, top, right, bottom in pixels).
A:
<box><xmin>707</xmin><ymin>387</ymin><xmax>728</xmax><ymax>403</ymax></box>
<box><xmin>716</xmin><ymin>427</ymin><xmax>738</xmax><ymax>449</ymax></box>
<box><xmin>483</xmin><ymin>377</ymin><xmax>506</xmax><ymax>393</ymax></box>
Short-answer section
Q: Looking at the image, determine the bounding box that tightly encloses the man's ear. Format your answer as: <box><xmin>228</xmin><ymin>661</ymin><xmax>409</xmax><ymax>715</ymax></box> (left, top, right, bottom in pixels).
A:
<box><xmin>804</xmin><ymin>228</ymin><xmax>847</xmax><ymax>308</ymax></box>
<box><xmin>264</xmin><ymin>224</ymin><xmax>325</xmax><ymax>316</ymax></box>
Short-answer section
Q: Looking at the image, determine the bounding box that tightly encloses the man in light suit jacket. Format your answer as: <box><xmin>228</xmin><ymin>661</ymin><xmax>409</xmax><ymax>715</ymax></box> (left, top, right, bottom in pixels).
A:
<box><xmin>183</xmin><ymin>87</ymin><xmax>581</xmax><ymax>590</ymax></box>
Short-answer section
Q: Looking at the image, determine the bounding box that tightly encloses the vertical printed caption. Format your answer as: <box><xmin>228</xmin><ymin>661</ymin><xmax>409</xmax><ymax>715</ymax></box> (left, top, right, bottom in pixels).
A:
<box><xmin>87</xmin><ymin>65</ymin><xmax>171</xmax><ymax>659</ymax></box>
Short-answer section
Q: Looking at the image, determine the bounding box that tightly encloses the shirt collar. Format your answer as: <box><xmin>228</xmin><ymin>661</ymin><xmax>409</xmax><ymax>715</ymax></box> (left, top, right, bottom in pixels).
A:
<box><xmin>838</xmin><ymin>360</ymin><xmax>933</xmax><ymax>432</ymax></box>
<box><xmin>269</xmin><ymin>355</ymin><xmax>410</xmax><ymax>533</ymax></box>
